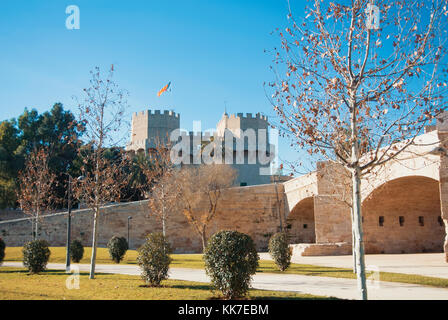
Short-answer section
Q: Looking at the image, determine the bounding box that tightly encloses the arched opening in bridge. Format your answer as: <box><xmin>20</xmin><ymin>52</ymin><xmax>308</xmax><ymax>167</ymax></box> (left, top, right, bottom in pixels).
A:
<box><xmin>362</xmin><ymin>176</ymin><xmax>444</xmax><ymax>254</ymax></box>
<box><xmin>286</xmin><ymin>197</ymin><xmax>316</xmax><ymax>244</ymax></box>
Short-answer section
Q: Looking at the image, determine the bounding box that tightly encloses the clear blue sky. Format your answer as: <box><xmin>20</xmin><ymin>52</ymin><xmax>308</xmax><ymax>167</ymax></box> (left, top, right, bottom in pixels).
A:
<box><xmin>0</xmin><ymin>0</ymin><xmax>307</xmax><ymax>172</ymax></box>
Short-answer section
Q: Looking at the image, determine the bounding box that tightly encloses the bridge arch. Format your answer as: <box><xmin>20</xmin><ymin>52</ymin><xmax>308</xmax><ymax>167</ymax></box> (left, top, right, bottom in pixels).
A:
<box><xmin>286</xmin><ymin>197</ymin><xmax>316</xmax><ymax>244</ymax></box>
<box><xmin>360</xmin><ymin>134</ymin><xmax>440</xmax><ymax>202</ymax></box>
<box><xmin>362</xmin><ymin>175</ymin><xmax>444</xmax><ymax>254</ymax></box>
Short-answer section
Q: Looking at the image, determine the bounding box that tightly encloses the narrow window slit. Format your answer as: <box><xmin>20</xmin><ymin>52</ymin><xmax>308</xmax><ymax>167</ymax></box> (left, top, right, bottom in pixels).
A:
<box><xmin>419</xmin><ymin>216</ymin><xmax>424</xmax><ymax>227</ymax></box>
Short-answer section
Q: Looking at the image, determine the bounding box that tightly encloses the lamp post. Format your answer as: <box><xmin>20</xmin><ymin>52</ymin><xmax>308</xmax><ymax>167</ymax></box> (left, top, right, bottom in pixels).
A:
<box><xmin>127</xmin><ymin>216</ymin><xmax>132</xmax><ymax>248</ymax></box>
<box><xmin>65</xmin><ymin>174</ymin><xmax>73</xmax><ymax>273</ymax></box>
<box><xmin>65</xmin><ymin>175</ymin><xmax>84</xmax><ymax>273</ymax></box>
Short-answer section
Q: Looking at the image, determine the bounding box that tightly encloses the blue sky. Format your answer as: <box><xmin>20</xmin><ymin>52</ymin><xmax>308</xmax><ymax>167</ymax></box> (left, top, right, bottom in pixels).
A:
<box><xmin>0</xmin><ymin>0</ymin><xmax>308</xmax><ymax>172</ymax></box>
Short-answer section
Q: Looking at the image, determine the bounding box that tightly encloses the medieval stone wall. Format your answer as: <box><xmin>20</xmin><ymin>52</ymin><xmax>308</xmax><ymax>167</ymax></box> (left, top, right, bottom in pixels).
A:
<box><xmin>363</xmin><ymin>176</ymin><xmax>444</xmax><ymax>253</ymax></box>
<box><xmin>0</xmin><ymin>184</ymin><xmax>285</xmax><ymax>253</ymax></box>
<box><xmin>286</xmin><ymin>197</ymin><xmax>315</xmax><ymax>243</ymax></box>
<box><xmin>437</xmin><ymin>130</ymin><xmax>448</xmax><ymax>261</ymax></box>
<box><xmin>314</xmin><ymin>162</ymin><xmax>352</xmax><ymax>244</ymax></box>
<box><xmin>0</xmin><ymin>209</ymin><xmax>27</xmax><ymax>222</ymax></box>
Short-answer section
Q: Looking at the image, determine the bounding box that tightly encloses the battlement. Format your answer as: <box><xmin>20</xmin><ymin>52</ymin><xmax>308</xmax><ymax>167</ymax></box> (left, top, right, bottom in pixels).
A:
<box><xmin>227</xmin><ymin>112</ymin><xmax>268</xmax><ymax>121</ymax></box>
<box><xmin>130</xmin><ymin>109</ymin><xmax>269</xmax><ymax>156</ymax></box>
<box><xmin>178</xmin><ymin>131</ymin><xmax>213</xmax><ymax>140</ymax></box>
<box><xmin>132</xmin><ymin>109</ymin><xmax>179</xmax><ymax>118</ymax></box>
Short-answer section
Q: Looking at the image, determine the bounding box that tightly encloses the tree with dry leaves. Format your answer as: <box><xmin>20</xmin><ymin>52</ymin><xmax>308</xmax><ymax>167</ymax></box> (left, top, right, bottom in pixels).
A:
<box><xmin>142</xmin><ymin>140</ymin><xmax>179</xmax><ymax>237</ymax></box>
<box><xmin>176</xmin><ymin>164</ymin><xmax>237</xmax><ymax>252</ymax></box>
<box><xmin>17</xmin><ymin>146</ymin><xmax>57</xmax><ymax>240</ymax></box>
<box><xmin>73</xmin><ymin>66</ymin><xmax>129</xmax><ymax>279</ymax></box>
<box><xmin>269</xmin><ymin>0</ymin><xmax>448</xmax><ymax>299</ymax></box>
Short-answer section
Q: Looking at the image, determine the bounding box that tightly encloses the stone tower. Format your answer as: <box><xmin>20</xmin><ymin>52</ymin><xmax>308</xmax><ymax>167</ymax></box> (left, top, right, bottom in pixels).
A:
<box><xmin>216</xmin><ymin>112</ymin><xmax>272</xmax><ymax>186</ymax></box>
<box><xmin>216</xmin><ymin>112</ymin><xmax>269</xmax><ymax>138</ymax></box>
<box><xmin>126</xmin><ymin>109</ymin><xmax>180</xmax><ymax>152</ymax></box>
<box><xmin>126</xmin><ymin>109</ymin><xmax>274</xmax><ymax>186</ymax></box>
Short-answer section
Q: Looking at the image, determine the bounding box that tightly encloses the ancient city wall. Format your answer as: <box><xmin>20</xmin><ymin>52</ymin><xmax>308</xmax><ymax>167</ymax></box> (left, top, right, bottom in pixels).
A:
<box><xmin>437</xmin><ymin>129</ymin><xmax>448</xmax><ymax>261</ymax></box>
<box><xmin>362</xmin><ymin>176</ymin><xmax>444</xmax><ymax>253</ymax></box>
<box><xmin>0</xmin><ymin>184</ymin><xmax>285</xmax><ymax>253</ymax></box>
<box><xmin>0</xmin><ymin>209</ymin><xmax>27</xmax><ymax>221</ymax></box>
<box><xmin>314</xmin><ymin>161</ymin><xmax>352</xmax><ymax>244</ymax></box>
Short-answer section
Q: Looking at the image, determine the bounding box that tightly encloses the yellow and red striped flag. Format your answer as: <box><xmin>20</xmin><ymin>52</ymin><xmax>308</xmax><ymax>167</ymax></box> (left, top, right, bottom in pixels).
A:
<box><xmin>157</xmin><ymin>82</ymin><xmax>171</xmax><ymax>97</ymax></box>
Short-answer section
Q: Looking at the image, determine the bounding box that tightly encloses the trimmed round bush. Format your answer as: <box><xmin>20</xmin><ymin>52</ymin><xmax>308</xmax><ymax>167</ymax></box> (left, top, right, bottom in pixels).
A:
<box><xmin>70</xmin><ymin>240</ymin><xmax>84</xmax><ymax>263</ymax></box>
<box><xmin>268</xmin><ymin>232</ymin><xmax>292</xmax><ymax>272</ymax></box>
<box><xmin>137</xmin><ymin>233</ymin><xmax>172</xmax><ymax>287</ymax></box>
<box><xmin>204</xmin><ymin>230</ymin><xmax>259</xmax><ymax>299</ymax></box>
<box><xmin>107</xmin><ymin>236</ymin><xmax>129</xmax><ymax>263</ymax></box>
<box><xmin>0</xmin><ymin>238</ymin><xmax>5</xmax><ymax>265</ymax></box>
<box><xmin>22</xmin><ymin>240</ymin><xmax>51</xmax><ymax>274</ymax></box>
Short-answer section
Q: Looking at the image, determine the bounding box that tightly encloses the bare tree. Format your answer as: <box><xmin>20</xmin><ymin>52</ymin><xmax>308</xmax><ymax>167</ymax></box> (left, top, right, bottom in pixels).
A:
<box><xmin>141</xmin><ymin>139</ymin><xmax>179</xmax><ymax>237</ymax></box>
<box><xmin>176</xmin><ymin>164</ymin><xmax>237</xmax><ymax>252</ymax></box>
<box><xmin>73</xmin><ymin>66</ymin><xmax>129</xmax><ymax>279</ymax></box>
<box><xmin>269</xmin><ymin>0</ymin><xmax>448</xmax><ymax>299</ymax></box>
<box><xmin>17</xmin><ymin>146</ymin><xmax>57</xmax><ymax>240</ymax></box>
<box><xmin>148</xmin><ymin>173</ymin><xmax>179</xmax><ymax>237</ymax></box>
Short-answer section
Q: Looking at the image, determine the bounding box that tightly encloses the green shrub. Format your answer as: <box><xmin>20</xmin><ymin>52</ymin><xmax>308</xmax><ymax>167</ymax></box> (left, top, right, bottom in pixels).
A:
<box><xmin>204</xmin><ymin>230</ymin><xmax>259</xmax><ymax>299</ymax></box>
<box><xmin>22</xmin><ymin>240</ymin><xmax>51</xmax><ymax>274</ymax></box>
<box><xmin>137</xmin><ymin>233</ymin><xmax>172</xmax><ymax>287</ymax></box>
<box><xmin>107</xmin><ymin>236</ymin><xmax>129</xmax><ymax>263</ymax></box>
<box><xmin>70</xmin><ymin>240</ymin><xmax>84</xmax><ymax>263</ymax></box>
<box><xmin>268</xmin><ymin>232</ymin><xmax>292</xmax><ymax>271</ymax></box>
<box><xmin>0</xmin><ymin>238</ymin><xmax>5</xmax><ymax>265</ymax></box>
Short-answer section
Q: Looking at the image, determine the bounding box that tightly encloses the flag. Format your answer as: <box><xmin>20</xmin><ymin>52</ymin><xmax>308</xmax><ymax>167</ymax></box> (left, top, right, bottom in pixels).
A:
<box><xmin>157</xmin><ymin>82</ymin><xmax>171</xmax><ymax>97</ymax></box>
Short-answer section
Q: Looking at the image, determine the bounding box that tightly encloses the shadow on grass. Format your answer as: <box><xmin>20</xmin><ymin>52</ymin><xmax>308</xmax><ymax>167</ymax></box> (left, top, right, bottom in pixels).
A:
<box><xmin>256</xmin><ymin>265</ymin><xmax>355</xmax><ymax>277</ymax></box>
<box><xmin>249</xmin><ymin>295</ymin><xmax>339</xmax><ymax>300</ymax></box>
<box><xmin>0</xmin><ymin>268</ymin><xmax>111</xmax><ymax>277</ymax></box>
<box><xmin>169</xmin><ymin>284</ymin><xmax>212</xmax><ymax>291</ymax></box>
<box><xmin>166</xmin><ymin>283</ymin><xmax>339</xmax><ymax>300</ymax></box>
<box><xmin>0</xmin><ymin>269</ymin><xmax>30</xmax><ymax>274</ymax></box>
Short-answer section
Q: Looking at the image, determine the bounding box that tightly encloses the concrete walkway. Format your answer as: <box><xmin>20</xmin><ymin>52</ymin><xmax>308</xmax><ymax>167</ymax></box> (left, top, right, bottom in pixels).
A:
<box><xmin>258</xmin><ymin>253</ymin><xmax>448</xmax><ymax>279</ymax></box>
<box><xmin>3</xmin><ymin>262</ymin><xmax>448</xmax><ymax>300</ymax></box>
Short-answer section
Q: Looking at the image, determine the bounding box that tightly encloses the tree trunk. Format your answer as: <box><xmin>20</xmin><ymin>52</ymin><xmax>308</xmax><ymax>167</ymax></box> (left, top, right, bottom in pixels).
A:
<box><xmin>351</xmin><ymin>209</ymin><xmax>357</xmax><ymax>274</ymax></box>
<box><xmin>201</xmin><ymin>229</ymin><xmax>207</xmax><ymax>253</ymax></box>
<box><xmin>35</xmin><ymin>207</ymin><xmax>40</xmax><ymax>240</ymax></box>
<box><xmin>89</xmin><ymin>208</ymin><xmax>99</xmax><ymax>279</ymax></box>
<box><xmin>33</xmin><ymin>216</ymin><xmax>37</xmax><ymax>240</ymax></box>
<box><xmin>162</xmin><ymin>186</ymin><xmax>166</xmax><ymax>237</ymax></box>
<box><xmin>90</xmin><ymin>148</ymin><xmax>101</xmax><ymax>280</ymax></box>
<box><xmin>352</xmin><ymin>167</ymin><xmax>367</xmax><ymax>300</ymax></box>
<box><xmin>274</xmin><ymin>180</ymin><xmax>283</xmax><ymax>232</ymax></box>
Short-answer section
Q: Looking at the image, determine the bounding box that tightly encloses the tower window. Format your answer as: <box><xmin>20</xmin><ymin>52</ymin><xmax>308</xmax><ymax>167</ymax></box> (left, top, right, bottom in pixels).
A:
<box><xmin>379</xmin><ymin>216</ymin><xmax>384</xmax><ymax>227</ymax></box>
<box><xmin>303</xmin><ymin>224</ymin><xmax>308</xmax><ymax>229</ymax></box>
<box><xmin>399</xmin><ymin>216</ymin><xmax>405</xmax><ymax>227</ymax></box>
<box><xmin>419</xmin><ymin>216</ymin><xmax>425</xmax><ymax>227</ymax></box>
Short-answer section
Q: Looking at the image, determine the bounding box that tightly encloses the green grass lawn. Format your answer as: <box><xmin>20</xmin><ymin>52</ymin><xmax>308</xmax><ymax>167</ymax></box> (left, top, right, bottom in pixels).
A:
<box><xmin>0</xmin><ymin>267</ymin><xmax>328</xmax><ymax>300</ymax></box>
<box><xmin>5</xmin><ymin>247</ymin><xmax>448</xmax><ymax>289</ymax></box>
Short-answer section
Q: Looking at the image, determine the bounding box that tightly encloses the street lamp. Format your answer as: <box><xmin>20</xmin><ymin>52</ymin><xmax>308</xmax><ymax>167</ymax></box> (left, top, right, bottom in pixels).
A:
<box><xmin>65</xmin><ymin>175</ymin><xmax>84</xmax><ymax>273</ymax></box>
<box><xmin>127</xmin><ymin>216</ymin><xmax>133</xmax><ymax>248</ymax></box>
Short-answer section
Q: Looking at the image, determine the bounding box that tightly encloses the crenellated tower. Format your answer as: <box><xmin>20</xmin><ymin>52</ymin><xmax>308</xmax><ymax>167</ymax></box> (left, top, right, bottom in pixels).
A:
<box><xmin>126</xmin><ymin>109</ymin><xmax>275</xmax><ymax>186</ymax></box>
<box><xmin>126</xmin><ymin>109</ymin><xmax>180</xmax><ymax>152</ymax></box>
<box><xmin>215</xmin><ymin>112</ymin><xmax>272</xmax><ymax>185</ymax></box>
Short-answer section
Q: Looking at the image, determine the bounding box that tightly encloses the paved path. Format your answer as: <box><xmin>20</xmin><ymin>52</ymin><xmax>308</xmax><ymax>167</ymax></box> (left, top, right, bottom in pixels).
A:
<box><xmin>258</xmin><ymin>253</ymin><xmax>448</xmax><ymax>279</ymax></box>
<box><xmin>3</xmin><ymin>262</ymin><xmax>448</xmax><ymax>300</ymax></box>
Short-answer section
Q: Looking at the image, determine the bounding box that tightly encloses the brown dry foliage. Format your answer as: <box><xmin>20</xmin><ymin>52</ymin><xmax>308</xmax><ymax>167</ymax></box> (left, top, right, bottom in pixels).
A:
<box><xmin>175</xmin><ymin>164</ymin><xmax>237</xmax><ymax>251</ymax></box>
<box><xmin>17</xmin><ymin>147</ymin><xmax>57</xmax><ymax>239</ymax></box>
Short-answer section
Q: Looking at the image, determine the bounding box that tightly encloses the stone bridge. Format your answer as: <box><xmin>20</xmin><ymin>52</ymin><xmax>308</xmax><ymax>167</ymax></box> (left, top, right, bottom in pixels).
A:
<box><xmin>283</xmin><ymin>126</ymin><xmax>447</xmax><ymax>258</ymax></box>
